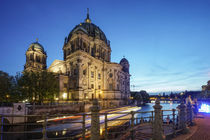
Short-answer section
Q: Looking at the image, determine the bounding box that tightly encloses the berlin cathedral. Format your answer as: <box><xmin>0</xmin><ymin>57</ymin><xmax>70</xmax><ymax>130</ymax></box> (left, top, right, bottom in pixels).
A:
<box><xmin>24</xmin><ymin>10</ymin><xmax>130</xmax><ymax>107</ymax></box>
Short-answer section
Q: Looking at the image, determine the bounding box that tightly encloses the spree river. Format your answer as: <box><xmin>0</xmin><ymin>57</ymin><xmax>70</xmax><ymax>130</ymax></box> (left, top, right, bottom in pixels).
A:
<box><xmin>135</xmin><ymin>101</ymin><xmax>179</xmax><ymax>121</ymax></box>
<box><xmin>139</xmin><ymin>101</ymin><xmax>179</xmax><ymax>111</ymax></box>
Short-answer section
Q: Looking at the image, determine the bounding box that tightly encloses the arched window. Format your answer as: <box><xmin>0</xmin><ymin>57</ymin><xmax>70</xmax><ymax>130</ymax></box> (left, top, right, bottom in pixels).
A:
<box><xmin>72</xmin><ymin>44</ymin><xmax>75</xmax><ymax>52</ymax></box>
<box><xmin>68</xmin><ymin>49</ymin><xmax>70</xmax><ymax>55</ymax></box>
<box><xmin>36</xmin><ymin>56</ymin><xmax>40</xmax><ymax>62</ymax></box>
<box><xmin>30</xmin><ymin>54</ymin><xmax>33</xmax><ymax>61</ymax></box>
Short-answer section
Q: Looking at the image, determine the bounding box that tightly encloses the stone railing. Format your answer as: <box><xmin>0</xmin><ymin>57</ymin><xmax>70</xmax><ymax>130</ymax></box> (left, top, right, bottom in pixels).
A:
<box><xmin>0</xmin><ymin>99</ymin><xmax>195</xmax><ymax>140</ymax></box>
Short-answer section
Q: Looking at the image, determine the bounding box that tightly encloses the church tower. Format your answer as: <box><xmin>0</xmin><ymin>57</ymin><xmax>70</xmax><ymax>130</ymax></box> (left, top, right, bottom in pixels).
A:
<box><xmin>24</xmin><ymin>40</ymin><xmax>47</xmax><ymax>72</ymax></box>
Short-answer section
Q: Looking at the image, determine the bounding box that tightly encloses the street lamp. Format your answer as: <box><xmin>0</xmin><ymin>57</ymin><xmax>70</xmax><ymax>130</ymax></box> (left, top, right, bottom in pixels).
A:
<box><xmin>62</xmin><ymin>92</ymin><xmax>67</xmax><ymax>100</ymax></box>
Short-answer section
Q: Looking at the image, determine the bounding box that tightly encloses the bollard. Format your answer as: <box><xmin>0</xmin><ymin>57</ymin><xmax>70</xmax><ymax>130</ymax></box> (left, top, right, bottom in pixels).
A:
<box><xmin>177</xmin><ymin>101</ymin><xmax>188</xmax><ymax>134</ymax></box>
<box><xmin>82</xmin><ymin>113</ymin><xmax>86</xmax><ymax>140</ymax></box>
<box><xmin>152</xmin><ymin>98</ymin><xmax>165</xmax><ymax>140</ymax></box>
<box><xmin>172</xmin><ymin>109</ymin><xmax>176</xmax><ymax>136</ymax></box>
<box><xmin>186</xmin><ymin>102</ymin><xmax>193</xmax><ymax>126</ymax></box>
<box><xmin>90</xmin><ymin>99</ymin><xmax>100</xmax><ymax>140</ymax></box>
<box><xmin>104</xmin><ymin>113</ymin><xmax>108</xmax><ymax>140</ymax></box>
<box><xmin>42</xmin><ymin>115</ymin><xmax>47</xmax><ymax>140</ymax></box>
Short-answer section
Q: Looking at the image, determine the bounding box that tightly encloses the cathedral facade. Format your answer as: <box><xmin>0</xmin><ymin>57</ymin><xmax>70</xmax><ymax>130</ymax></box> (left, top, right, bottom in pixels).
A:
<box><xmin>24</xmin><ymin>12</ymin><xmax>130</xmax><ymax>107</ymax></box>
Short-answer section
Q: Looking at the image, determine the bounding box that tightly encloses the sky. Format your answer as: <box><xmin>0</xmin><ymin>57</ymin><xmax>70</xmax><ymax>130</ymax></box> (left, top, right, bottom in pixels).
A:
<box><xmin>0</xmin><ymin>0</ymin><xmax>210</xmax><ymax>93</ymax></box>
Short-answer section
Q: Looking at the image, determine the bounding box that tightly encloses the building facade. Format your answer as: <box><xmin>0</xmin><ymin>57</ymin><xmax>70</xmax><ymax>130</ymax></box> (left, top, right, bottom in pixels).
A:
<box><xmin>25</xmin><ymin>12</ymin><xmax>130</xmax><ymax>107</ymax></box>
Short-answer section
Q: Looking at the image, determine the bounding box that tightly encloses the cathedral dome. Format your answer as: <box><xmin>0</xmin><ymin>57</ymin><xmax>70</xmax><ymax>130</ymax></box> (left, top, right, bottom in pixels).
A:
<box><xmin>27</xmin><ymin>42</ymin><xmax>46</xmax><ymax>54</ymax></box>
<box><xmin>67</xmin><ymin>9</ymin><xmax>109</xmax><ymax>45</ymax></box>
<box><xmin>120</xmin><ymin>58</ymin><xmax>129</xmax><ymax>64</ymax></box>
<box><xmin>120</xmin><ymin>58</ymin><xmax>129</xmax><ymax>73</ymax></box>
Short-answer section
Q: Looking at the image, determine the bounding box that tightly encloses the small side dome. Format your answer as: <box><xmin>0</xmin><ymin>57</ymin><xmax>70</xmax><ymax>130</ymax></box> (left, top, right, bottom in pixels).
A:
<box><xmin>120</xmin><ymin>58</ymin><xmax>129</xmax><ymax>73</ymax></box>
<box><xmin>120</xmin><ymin>58</ymin><xmax>129</xmax><ymax>64</ymax></box>
<box><xmin>27</xmin><ymin>42</ymin><xmax>46</xmax><ymax>54</ymax></box>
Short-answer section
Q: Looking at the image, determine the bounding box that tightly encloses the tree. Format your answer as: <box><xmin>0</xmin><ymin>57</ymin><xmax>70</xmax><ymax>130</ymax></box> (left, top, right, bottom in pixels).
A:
<box><xmin>131</xmin><ymin>90</ymin><xmax>150</xmax><ymax>105</ymax></box>
<box><xmin>139</xmin><ymin>90</ymin><xmax>150</xmax><ymax>103</ymax></box>
<box><xmin>18</xmin><ymin>71</ymin><xmax>59</xmax><ymax>103</ymax></box>
<box><xmin>0</xmin><ymin>71</ymin><xmax>12</xmax><ymax>102</ymax></box>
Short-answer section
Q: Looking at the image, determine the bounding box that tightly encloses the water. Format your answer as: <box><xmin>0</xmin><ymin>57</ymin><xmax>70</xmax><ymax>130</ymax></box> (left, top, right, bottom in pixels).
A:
<box><xmin>135</xmin><ymin>102</ymin><xmax>179</xmax><ymax>122</ymax></box>
<box><xmin>140</xmin><ymin>101</ymin><xmax>179</xmax><ymax>111</ymax></box>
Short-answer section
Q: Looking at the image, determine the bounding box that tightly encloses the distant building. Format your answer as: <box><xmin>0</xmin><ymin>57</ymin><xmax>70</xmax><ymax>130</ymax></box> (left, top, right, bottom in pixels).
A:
<box><xmin>24</xmin><ymin>10</ymin><xmax>130</xmax><ymax>107</ymax></box>
<box><xmin>202</xmin><ymin>80</ymin><xmax>210</xmax><ymax>96</ymax></box>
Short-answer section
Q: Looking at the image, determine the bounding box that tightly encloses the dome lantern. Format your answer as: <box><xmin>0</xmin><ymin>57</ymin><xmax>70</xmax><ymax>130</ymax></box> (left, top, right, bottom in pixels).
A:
<box><xmin>85</xmin><ymin>8</ymin><xmax>91</xmax><ymax>23</ymax></box>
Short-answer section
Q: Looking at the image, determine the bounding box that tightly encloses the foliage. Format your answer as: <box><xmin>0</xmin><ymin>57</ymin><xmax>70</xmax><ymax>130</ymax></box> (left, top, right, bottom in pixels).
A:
<box><xmin>0</xmin><ymin>71</ymin><xmax>13</xmax><ymax>102</ymax></box>
<box><xmin>0</xmin><ymin>70</ymin><xmax>59</xmax><ymax>103</ymax></box>
<box><xmin>139</xmin><ymin>90</ymin><xmax>150</xmax><ymax>103</ymax></box>
<box><xmin>18</xmin><ymin>71</ymin><xmax>59</xmax><ymax>103</ymax></box>
<box><xmin>131</xmin><ymin>90</ymin><xmax>150</xmax><ymax>104</ymax></box>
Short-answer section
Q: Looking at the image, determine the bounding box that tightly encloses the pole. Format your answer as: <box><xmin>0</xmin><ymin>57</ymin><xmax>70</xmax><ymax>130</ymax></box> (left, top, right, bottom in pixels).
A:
<box><xmin>42</xmin><ymin>115</ymin><xmax>47</xmax><ymax>140</ymax></box>
<box><xmin>90</xmin><ymin>99</ymin><xmax>100</xmax><ymax>140</ymax></box>
<box><xmin>82</xmin><ymin>113</ymin><xmax>86</xmax><ymax>140</ymax></box>
<box><xmin>152</xmin><ymin>98</ymin><xmax>164</xmax><ymax>140</ymax></box>
<box><xmin>104</xmin><ymin>113</ymin><xmax>108</xmax><ymax>140</ymax></box>
<box><xmin>130</xmin><ymin>111</ymin><xmax>135</xmax><ymax>140</ymax></box>
<box><xmin>172</xmin><ymin>109</ymin><xmax>176</xmax><ymax>136</ymax></box>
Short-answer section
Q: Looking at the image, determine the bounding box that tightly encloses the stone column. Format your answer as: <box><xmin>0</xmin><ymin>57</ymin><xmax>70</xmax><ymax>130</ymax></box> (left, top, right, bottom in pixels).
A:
<box><xmin>186</xmin><ymin>102</ymin><xmax>193</xmax><ymax>126</ymax></box>
<box><xmin>91</xmin><ymin>99</ymin><xmax>100</xmax><ymax>140</ymax></box>
<box><xmin>177</xmin><ymin>101</ymin><xmax>188</xmax><ymax>133</ymax></box>
<box><xmin>153</xmin><ymin>98</ymin><xmax>164</xmax><ymax>140</ymax></box>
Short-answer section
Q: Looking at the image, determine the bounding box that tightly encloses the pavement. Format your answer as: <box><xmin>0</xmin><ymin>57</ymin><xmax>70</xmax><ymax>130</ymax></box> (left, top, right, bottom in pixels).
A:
<box><xmin>173</xmin><ymin>113</ymin><xmax>210</xmax><ymax>140</ymax></box>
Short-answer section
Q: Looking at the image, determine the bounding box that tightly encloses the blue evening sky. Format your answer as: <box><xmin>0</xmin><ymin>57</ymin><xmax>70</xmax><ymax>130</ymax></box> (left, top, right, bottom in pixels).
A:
<box><xmin>0</xmin><ymin>0</ymin><xmax>210</xmax><ymax>93</ymax></box>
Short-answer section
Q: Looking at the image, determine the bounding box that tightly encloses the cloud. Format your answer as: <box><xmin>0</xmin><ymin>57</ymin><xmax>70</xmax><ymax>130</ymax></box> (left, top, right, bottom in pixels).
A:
<box><xmin>131</xmin><ymin>67</ymin><xmax>210</xmax><ymax>92</ymax></box>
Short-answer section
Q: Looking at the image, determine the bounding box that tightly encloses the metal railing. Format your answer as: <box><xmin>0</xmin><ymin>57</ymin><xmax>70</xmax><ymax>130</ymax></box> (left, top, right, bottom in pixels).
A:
<box><xmin>0</xmin><ymin>102</ymin><xmax>195</xmax><ymax>140</ymax></box>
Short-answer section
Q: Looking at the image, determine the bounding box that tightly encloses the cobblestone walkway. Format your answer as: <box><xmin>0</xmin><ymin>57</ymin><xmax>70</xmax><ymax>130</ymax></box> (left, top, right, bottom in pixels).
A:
<box><xmin>187</xmin><ymin>113</ymin><xmax>210</xmax><ymax>140</ymax></box>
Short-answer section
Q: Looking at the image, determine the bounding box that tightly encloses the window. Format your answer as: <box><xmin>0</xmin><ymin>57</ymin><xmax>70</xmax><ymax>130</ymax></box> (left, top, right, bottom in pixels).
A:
<box><xmin>91</xmin><ymin>71</ymin><xmax>94</xmax><ymax>78</ymax></box>
<box><xmin>117</xmin><ymin>84</ymin><xmax>119</xmax><ymax>90</ymax></box>
<box><xmin>109</xmin><ymin>73</ymin><xmax>113</xmax><ymax>78</ymax></box>
<box><xmin>83</xmin><ymin>69</ymin><xmax>86</xmax><ymax>75</ymax></box>
<box><xmin>91</xmin><ymin>84</ymin><xmax>94</xmax><ymax>89</ymax></box>
<box><xmin>74</xmin><ymin>69</ymin><xmax>77</xmax><ymax>75</ymax></box>
<box><xmin>98</xmin><ymin>73</ymin><xmax>101</xmax><ymax>79</ymax></box>
<box><xmin>91</xmin><ymin>48</ymin><xmax>95</xmax><ymax>56</ymax></box>
<box><xmin>98</xmin><ymin>85</ymin><xmax>101</xmax><ymax>89</ymax></box>
<box><xmin>109</xmin><ymin>84</ymin><xmax>113</xmax><ymax>90</ymax></box>
<box><xmin>36</xmin><ymin>56</ymin><xmax>40</xmax><ymax>62</ymax></box>
<box><xmin>30</xmin><ymin>54</ymin><xmax>33</xmax><ymax>61</ymax></box>
<box><xmin>64</xmin><ymin>83</ymin><xmax>67</xmax><ymax>88</ymax></box>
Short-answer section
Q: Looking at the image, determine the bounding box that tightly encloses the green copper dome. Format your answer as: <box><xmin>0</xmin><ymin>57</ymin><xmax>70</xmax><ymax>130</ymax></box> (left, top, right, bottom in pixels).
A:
<box><xmin>27</xmin><ymin>42</ymin><xmax>46</xmax><ymax>54</ymax></box>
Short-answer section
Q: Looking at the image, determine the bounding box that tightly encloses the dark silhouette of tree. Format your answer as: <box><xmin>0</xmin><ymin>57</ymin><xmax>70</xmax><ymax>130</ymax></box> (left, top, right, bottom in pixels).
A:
<box><xmin>139</xmin><ymin>90</ymin><xmax>150</xmax><ymax>103</ymax></box>
<box><xmin>18</xmin><ymin>71</ymin><xmax>59</xmax><ymax>103</ymax></box>
<box><xmin>0</xmin><ymin>70</ymin><xmax>13</xmax><ymax>102</ymax></box>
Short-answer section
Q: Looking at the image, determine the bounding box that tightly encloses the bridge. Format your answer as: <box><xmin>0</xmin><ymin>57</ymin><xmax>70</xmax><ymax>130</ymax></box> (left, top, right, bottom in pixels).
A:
<box><xmin>150</xmin><ymin>97</ymin><xmax>181</xmax><ymax>102</ymax></box>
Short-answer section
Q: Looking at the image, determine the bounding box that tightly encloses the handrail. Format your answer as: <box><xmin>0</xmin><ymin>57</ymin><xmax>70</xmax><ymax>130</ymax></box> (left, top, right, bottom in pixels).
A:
<box><xmin>0</xmin><ymin>104</ymin><xmax>196</xmax><ymax>140</ymax></box>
